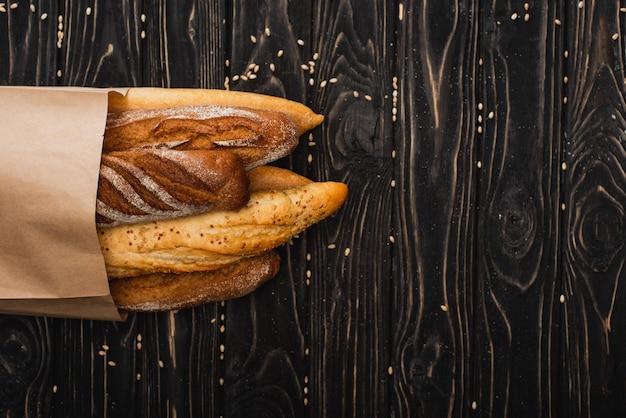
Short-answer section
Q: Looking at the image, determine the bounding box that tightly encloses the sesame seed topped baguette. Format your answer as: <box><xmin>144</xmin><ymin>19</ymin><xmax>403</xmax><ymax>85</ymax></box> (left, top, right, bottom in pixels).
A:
<box><xmin>99</xmin><ymin>166</ymin><xmax>348</xmax><ymax>279</ymax></box>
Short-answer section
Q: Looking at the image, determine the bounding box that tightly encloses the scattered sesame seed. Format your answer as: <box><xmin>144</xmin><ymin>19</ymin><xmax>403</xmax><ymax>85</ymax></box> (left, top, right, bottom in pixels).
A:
<box><xmin>9</xmin><ymin>2</ymin><xmax>17</xmax><ymax>9</ymax></box>
<box><xmin>440</xmin><ymin>304</ymin><xmax>448</xmax><ymax>312</ymax></box>
<box><xmin>220</xmin><ymin>325</ymin><xmax>225</xmax><ymax>333</ymax></box>
<box><xmin>478</xmin><ymin>115</ymin><xmax>483</xmax><ymax>123</ymax></box>
<box><xmin>555</xmin><ymin>18</ymin><xmax>561</xmax><ymax>25</ymax></box>
<box><xmin>353</xmin><ymin>90</ymin><xmax>359</xmax><ymax>98</ymax></box>
<box><xmin>478</xmin><ymin>102</ymin><xmax>483</xmax><ymax>110</ymax></box>
<box><xmin>391</xmin><ymin>179</ymin><xmax>396</xmax><ymax>187</ymax></box>
<box><xmin>52</xmin><ymin>385</ymin><xmax>58</xmax><ymax>394</ymax></box>
<box><xmin>511</xmin><ymin>13</ymin><xmax>518</xmax><ymax>20</ymax></box>
<box><xmin>524</xmin><ymin>2</ymin><xmax>529</xmax><ymax>10</ymax></box>
<box><xmin>232</xmin><ymin>74</ymin><xmax>239</xmax><ymax>81</ymax></box>
<box><xmin>306</xmin><ymin>270</ymin><xmax>312</xmax><ymax>278</ymax></box>
<box><xmin>389</xmin><ymin>235</ymin><xmax>395</xmax><ymax>243</ymax></box>
<box><xmin>578</xmin><ymin>1</ymin><xmax>583</xmax><ymax>8</ymax></box>
<box><xmin>56</xmin><ymin>69</ymin><xmax>61</xmax><ymax>77</ymax></box>
<box><xmin>136</xmin><ymin>342</ymin><xmax>142</xmax><ymax>350</ymax></box>
<box><xmin>477</xmin><ymin>161</ymin><xmax>483</xmax><ymax>168</ymax></box>
<box><xmin>265</xmin><ymin>27</ymin><xmax>271</xmax><ymax>36</ymax></box>
<box><xmin>307</xmin><ymin>154</ymin><xmax>313</xmax><ymax>163</ymax></box>
<box><xmin>98</xmin><ymin>350</ymin><xmax>106</xmax><ymax>356</ymax></box>
<box><xmin>365</xmin><ymin>94</ymin><xmax>372</xmax><ymax>101</ymax></box>
<box><xmin>328</xmin><ymin>243</ymin><xmax>336</xmax><ymax>249</ymax></box>
<box><xmin>479</xmin><ymin>58</ymin><xmax>483</xmax><ymax>66</ymax></box>
<box><xmin>219</xmin><ymin>377</ymin><xmax>225</xmax><ymax>386</ymax></box>
<box><xmin>560</xmin><ymin>294</ymin><xmax>566</xmax><ymax>303</ymax></box>
<box><xmin>524</xmin><ymin>13</ymin><xmax>530</xmax><ymax>21</ymax></box>
<box><xmin>30</xmin><ymin>3</ymin><xmax>35</xmax><ymax>12</ymax></box>
<box><xmin>398</xmin><ymin>3</ymin><xmax>404</xmax><ymax>20</ymax></box>
<box><xmin>269</xmin><ymin>63</ymin><xmax>275</xmax><ymax>72</ymax></box>
<box><xmin>477</xmin><ymin>125</ymin><xmax>483</xmax><ymax>134</ymax></box>
<box><xmin>313</xmin><ymin>52</ymin><xmax>319</xmax><ymax>60</ymax></box>
<box><xmin>621</xmin><ymin>7</ymin><xmax>626</xmax><ymax>12</ymax></box>
<box><xmin>158</xmin><ymin>360</ymin><xmax>164</xmax><ymax>368</ymax></box>
<box><xmin>140</xmin><ymin>31</ymin><xmax>146</xmax><ymax>39</ymax></box>
<box><xmin>561</xmin><ymin>162</ymin><xmax>567</xmax><ymax>171</ymax></box>
<box><xmin>250</xmin><ymin>35</ymin><xmax>257</xmax><ymax>43</ymax></box>
<box><xmin>561</xmin><ymin>203</ymin><xmax>566</xmax><ymax>211</ymax></box>
<box><xmin>472</xmin><ymin>401</ymin><xmax>478</xmax><ymax>410</ymax></box>
<box><xmin>305</xmin><ymin>348</ymin><xmax>310</xmax><ymax>356</ymax></box>
<box><xmin>102</xmin><ymin>344</ymin><xmax>109</xmax><ymax>351</ymax></box>
<box><xmin>564</xmin><ymin>50</ymin><xmax>569</xmax><ymax>58</ymax></box>
<box><xmin>320</xmin><ymin>80</ymin><xmax>327</xmax><ymax>88</ymax></box>
<box><xmin>392</xmin><ymin>150</ymin><xmax>396</xmax><ymax>158</ymax></box>
<box><xmin>297</xmin><ymin>39</ymin><xmax>305</xmax><ymax>46</ymax></box>
<box><xmin>107</xmin><ymin>361</ymin><xmax>116</xmax><ymax>367</ymax></box>
<box><xmin>564</xmin><ymin>76</ymin><xmax>568</xmax><ymax>84</ymax></box>
<box><xmin>141</xmin><ymin>14</ymin><xmax>146</xmax><ymax>22</ymax></box>
<box><xmin>304</xmin><ymin>398</ymin><xmax>309</xmax><ymax>406</ymax></box>
<box><xmin>301</xmin><ymin>64</ymin><xmax>309</xmax><ymax>71</ymax></box>
<box><xmin>86</xmin><ymin>6</ymin><xmax>91</xmax><ymax>15</ymax></box>
<box><xmin>612</xmin><ymin>33</ymin><xmax>619</xmax><ymax>41</ymax></box>
<box><xmin>136</xmin><ymin>373</ymin><xmax>142</xmax><ymax>380</ymax></box>
<box><xmin>329</xmin><ymin>77</ymin><xmax>338</xmax><ymax>83</ymax></box>
<box><xmin>344</xmin><ymin>247</ymin><xmax>351</xmax><ymax>256</ymax></box>
<box><xmin>219</xmin><ymin>344</ymin><xmax>225</xmax><ymax>353</ymax></box>
<box><xmin>563</xmin><ymin>96</ymin><xmax>568</xmax><ymax>104</ymax></box>
<box><xmin>277</xmin><ymin>49</ymin><xmax>284</xmax><ymax>57</ymax></box>
<box><xmin>388</xmin><ymin>366</ymin><xmax>394</xmax><ymax>375</ymax></box>
<box><xmin>309</xmin><ymin>78</ymin><xmax>315</xmax><ymax>86</ymax></box>
<box><xmin>488</xmin><ymin>111</ymin><xmax>494</xmax><ymax>119</ymax></box>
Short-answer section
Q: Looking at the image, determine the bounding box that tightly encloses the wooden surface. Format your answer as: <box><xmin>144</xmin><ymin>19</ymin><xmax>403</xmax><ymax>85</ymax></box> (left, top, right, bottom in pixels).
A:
<box><xmin>2</xmin><ymin>0</ymin><xmax>626</xmax><ymax>417</ymax></box>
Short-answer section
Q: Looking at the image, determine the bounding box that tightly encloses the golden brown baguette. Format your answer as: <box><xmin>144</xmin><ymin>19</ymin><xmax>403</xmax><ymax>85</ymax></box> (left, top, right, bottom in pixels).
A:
<box><xmin>103</xmin><ymin>105</ymin><xmax>299</xmax><ymax>169</ymax></box>
<box><xmin>100</xmin><ymin>166</ymin><xmax>348</xmax><ymax>279</ymax></box>
<box><xmin>109</xmin><ymin>251</ymin><xmax>280</xmax><ymax>312</ymax></box>
<box><xmin>108</xmin><ymin>88</ymin><xmax>324</xmax><ymax>136</ymax></box>
<box><xmin>96</xmin><ymin>149</ymin><xmax>249</xmax><ymax>227</ymax></box>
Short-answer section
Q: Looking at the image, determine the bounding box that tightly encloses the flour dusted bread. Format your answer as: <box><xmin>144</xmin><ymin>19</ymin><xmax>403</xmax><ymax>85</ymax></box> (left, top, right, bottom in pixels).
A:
<box><xmin>98</xmin><ymin>88</ymin><xmax>346</xmax><ymax>312</ymax></box>
<box><xmin>100</xmin><ymin>166</ymin><xmax>348</xmax><ymax>278</ymax></box>
<box><xmin>109</xmin><ymin>251</ymin><xmax>281</xmax><ymax>312</ymax></box>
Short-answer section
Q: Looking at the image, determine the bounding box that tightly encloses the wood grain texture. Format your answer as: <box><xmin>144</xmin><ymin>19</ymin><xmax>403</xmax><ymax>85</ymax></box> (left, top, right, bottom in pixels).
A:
<box><xmin>474</xmin><ymin>1</ymin><xmax>563</xmax><ymax>417</ymax></box>
<box><xmin>2</xmin><ymin>0</ymin><xmax>626</xmax><ymax>417</ymax></box>
<box><xmin>392</xmin><ymin>1</ymin><xmax>477</xmax><ymax>416</ymax></box>
<box><xmin>562</xmin><ymin>1</ymin><xmax>626</xmax><ymax>417</ymax></box>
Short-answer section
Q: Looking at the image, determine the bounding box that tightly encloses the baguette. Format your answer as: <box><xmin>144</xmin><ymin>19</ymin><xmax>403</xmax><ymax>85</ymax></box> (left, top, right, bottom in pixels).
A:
<box><xmin>98</xmin><ymin>88</ymin><xmax>346</xmax><ymax>312</ymax></box>
<box><xmin>108</xmin><ymin>88</ymin><xmax>324</xmax><ymax>136</ymax></box>
<box><xmin>109</xmin><ymin>251</ymin><xmax>281</xmax><ymax>312</ymax></box>
<box><xmin>96</xmin><ymin>149</ymin><xmax>249</xmax><ymax>227</ymax></box>
<box><xmin>100</xmin><ymin>166</ymin><xmax>348</xmax><ymax>278</ymax></box>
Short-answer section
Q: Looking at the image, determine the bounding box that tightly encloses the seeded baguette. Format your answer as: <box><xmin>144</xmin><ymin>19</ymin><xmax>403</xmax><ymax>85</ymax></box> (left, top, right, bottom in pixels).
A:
<box><xmin>100</xmin><ymin>166</ymin><xmax>348</xmax><ymax>279</ymax></box>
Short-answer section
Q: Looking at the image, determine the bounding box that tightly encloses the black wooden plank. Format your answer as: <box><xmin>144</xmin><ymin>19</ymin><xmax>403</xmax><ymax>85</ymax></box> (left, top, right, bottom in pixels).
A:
<box><xmin>0</xmin><ymin>0</ymin><xmax>57</xmax><ymax>85</ymax></box>
<box><xmin>473</xmin><ymin>1</ymin><xmax>564</xmax><ymax>417</ymax></box>
<box><xmin>391</xmin><ymin>1</ymin><xmax>478</xmax><ymax>416</ymax></box>
<box><xmin>562</xmin><ymin>1</ymin><xmax>626</xmax><ymax>417</ymax></box>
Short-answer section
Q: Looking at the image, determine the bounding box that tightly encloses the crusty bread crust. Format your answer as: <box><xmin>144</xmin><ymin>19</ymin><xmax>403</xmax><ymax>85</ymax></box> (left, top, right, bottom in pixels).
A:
<box><xmin>107</xmin><ymin>88</ymin><xmax>324</xmax><ymax>136</ymax></box>
<box><xmin>100</xmin><ymin>168</ymin><xmax>348</xmax><ymax>278</ymax></box>
<box><xmin>109</xmin><ymin>251</ymin><xmax>280</xmax><ymax>312</ymax></box>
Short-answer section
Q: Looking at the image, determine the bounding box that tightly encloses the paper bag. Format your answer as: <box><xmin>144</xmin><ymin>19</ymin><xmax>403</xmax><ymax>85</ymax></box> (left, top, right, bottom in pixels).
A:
<box><xmin>0</xmin><ymin>87</ymin><xmax>125</xmax><ymax>321</ymax></box>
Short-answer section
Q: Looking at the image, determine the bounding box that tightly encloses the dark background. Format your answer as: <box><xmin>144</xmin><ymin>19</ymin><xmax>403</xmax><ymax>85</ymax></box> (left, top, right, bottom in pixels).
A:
<box><xmin>2</xmin><ymin>0</ymin><xmax>626</xmax><ymax>417</ymax></box>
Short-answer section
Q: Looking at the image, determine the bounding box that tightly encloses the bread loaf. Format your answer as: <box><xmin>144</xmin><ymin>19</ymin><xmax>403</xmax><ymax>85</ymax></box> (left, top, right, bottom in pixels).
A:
<box><xmin>98</xmin><ymin>88</ymin><xmax>347</xmax><ymax>313</ymax></box>
<box><xmin>109</xmin><ymin>251</ymin><xmax>280</xmax><ymax>312</ymax></box>
<box><xmin>104</xmin><ymin>105</ymin><xmax>299</xmax><ymax>170</ymax></box>
<box><xmin>97</xmin><ymin>149</ymin><xmax>249</xmax><ymax>227</ymax></box>
<box><xmin>100</xmin><ymin>166</ymin><xmax>348</xmax><ymax>278</ymax></box>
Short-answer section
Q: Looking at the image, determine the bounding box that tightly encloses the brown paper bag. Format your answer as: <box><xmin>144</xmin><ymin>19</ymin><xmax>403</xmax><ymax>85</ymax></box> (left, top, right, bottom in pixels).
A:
<box><xmin>0</xmin><ymin>87</ymin><xmax>125</xmax><ymax>321</ymax></box>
